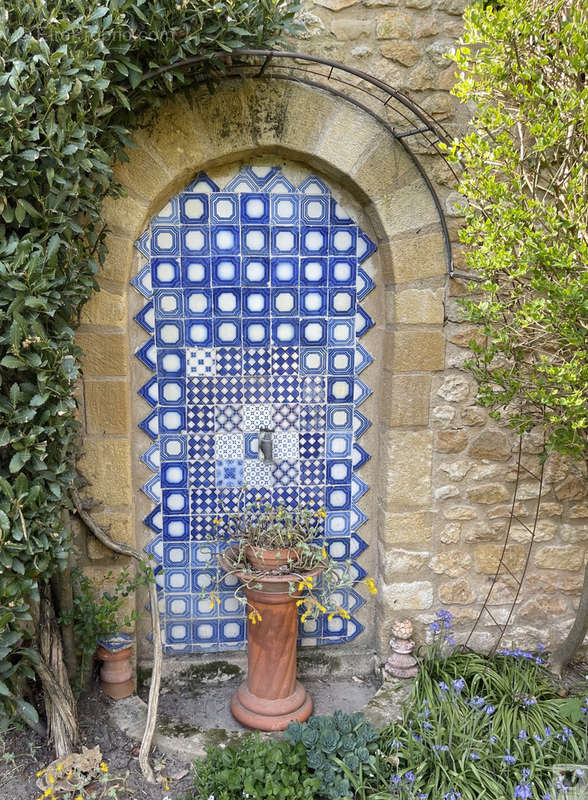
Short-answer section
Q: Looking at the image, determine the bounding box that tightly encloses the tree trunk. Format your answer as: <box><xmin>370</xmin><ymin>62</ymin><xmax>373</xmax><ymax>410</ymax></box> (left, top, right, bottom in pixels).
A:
<box><xmin>36</xmin><ymin>580</ymin><xmax>79</xmax><ymax>757</ymax></box>
<box><xmin>52</xmin><ymin>552</ymin><xmax>77</xmax><ymax>682</ymax></box>
<box><xmin>551</xmin><ymin>563</ymin><xmax>588</xmax><ymax>677</ymax></box>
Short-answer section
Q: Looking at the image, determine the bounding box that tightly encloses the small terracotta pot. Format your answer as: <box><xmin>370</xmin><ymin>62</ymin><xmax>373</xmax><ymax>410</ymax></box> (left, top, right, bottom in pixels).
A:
<box><xmin>244</xmin><ymin>544</ymin><xmax>301</xmax><ymax>570</ymax></box>
<box><xmin>97</xmin><ymin>645</ymin><xmax>135</xmax><ymax>700</ymax></box>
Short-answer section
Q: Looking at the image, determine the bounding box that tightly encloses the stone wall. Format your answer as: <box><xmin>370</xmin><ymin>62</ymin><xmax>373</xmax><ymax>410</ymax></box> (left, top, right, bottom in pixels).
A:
<box><xmin>73</xmin><ymin>0</ymin><xmax>587</xmax><ymax>664</ymax></box>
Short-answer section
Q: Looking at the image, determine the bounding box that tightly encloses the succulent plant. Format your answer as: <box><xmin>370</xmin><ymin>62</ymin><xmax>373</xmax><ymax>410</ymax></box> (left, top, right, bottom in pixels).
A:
<box><xmin>285</xmin><ymin>712</ymin><xmax>379</xmax><ymax>800</ymax></box>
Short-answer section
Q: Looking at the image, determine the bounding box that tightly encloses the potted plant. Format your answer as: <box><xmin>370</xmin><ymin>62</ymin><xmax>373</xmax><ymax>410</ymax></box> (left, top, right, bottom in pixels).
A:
<box><xmin>203</xmin><ymin>499</ymin><xmax>377</xmax><ymax>731</ymax></box>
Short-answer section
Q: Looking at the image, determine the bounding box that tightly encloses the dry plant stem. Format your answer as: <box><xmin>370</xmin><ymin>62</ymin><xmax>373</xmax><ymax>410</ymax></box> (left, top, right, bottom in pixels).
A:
<box><xmin>551</xmin><ymin>563</ymin><xmax>588</xmax><ymax>677</ymax></box>
<box><xmin>37</xmin><ymin>581</ymin><xmax>80</xmax><ymax>758</ymax></box>
<box><xmin>71</xmin><ymin>488</ymin><xmax>161</xmax><ymax>785</ymax></box>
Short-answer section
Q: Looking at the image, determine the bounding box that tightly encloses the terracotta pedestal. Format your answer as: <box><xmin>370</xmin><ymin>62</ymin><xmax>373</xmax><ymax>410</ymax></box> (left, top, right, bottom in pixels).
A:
<box><xmin>97</xmin><ymin>640</ymin><xmax>135</xmax><ymax>699</ymax></box>
<box><xmin>223</xmin><ymin>548</ymin><xmax>320</xmax><ymax>731</ymax></box>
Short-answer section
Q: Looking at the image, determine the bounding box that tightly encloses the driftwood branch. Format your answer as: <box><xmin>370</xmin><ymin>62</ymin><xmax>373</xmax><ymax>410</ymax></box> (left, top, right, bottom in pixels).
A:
<box><xmin>71</xmin><ymin>488</ymin><xmax>162</xmax><ymax>785</ymax></box>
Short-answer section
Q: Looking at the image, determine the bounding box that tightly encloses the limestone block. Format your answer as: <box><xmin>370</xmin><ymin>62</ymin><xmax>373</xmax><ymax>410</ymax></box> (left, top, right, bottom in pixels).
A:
<box><xmin>87</xmin><ymin>511</ymin><xmax>134</xmax><ymax>560</ymax></box>
<box><xmin>439</xmin><ymin>522</ymin><xmax>461</xmax><ymax>543</ymax></box>
<box><xmin>461</xmin><ymin>406</ymin><xmax>487</xmax><ymax>426</ymax></box>
<box><xmin>81</xmin><ymin>286</ymin><xmax>126</xmax><ymax>327</ymax></box>
<box><xmin>485</xmin><ymin>578</ymin><xmax>518</xmax><ymax>605</ymax></box>
<box><xmin>413</xmin><ymin>16</ymin><xmax>441</xmax><ymax>38</ymax></box>
<box><xmin>519</xmin><ymin>595</ymin><xmax>569</xmax><ymax>620</ymax></box>
<box><xmin>314</xmin><ymin>0</ymin><xmax>357</xmax><ymax>8</ymax></box>
<box><xmin>570</xmin><ymin>503</ymin><xmax>588</xmax><ymax>518</ymax></box>
<box><xmin>539</xmin><ymin>502</ymin><xmax>563</xmax><ymax>517</ymax></box>
<box><xmin>102</xmin><ymin>194</ymin><xmax>149</xmax><ymax>240</ymax></box>
<box><xmin>76</xmin><ymin>331</ymin><xmax>128</xmax><ymax>377</ymax></box>
<box><xmin>406</xmin><ymin>0</ymin><xmax>432</xmax><ymax>7</ymax></box>
<box><xmin>437</xmin><ymin>0</ymin><xmax>468</xmax><ymax>13</ymax></box>
<box><xmin>554</xmin><ymin>476</ymin><xmax>587</xmax><ymax>501</ymax></box>
<box><xmin>376</xmin><ymin>11</ymin><xmax>412</xmax><ymax>38</ymax></box>
<box><xmin>436</xmin><ymin>429</ymin><xmax>468</xmax><ymax>453</ymax></box>
<box><xmin>84</xmin><ymin>380</ymin><xmax>129</xmax><ymax>435</ymax></box>
<box><xmin>429</xmin><ymin>550</ymin><xmax>472</xmax><ymax>577</ymax></box>
<box><xmin>462</xmin><ymin>521</ymin><xmax>506</xmax><ymax>543</ymax></box>
<box><xmin>560</xmin><ymin>524</ymin><xmax>588</xmax><ymax>544</ymax></box>
<box><xmin>101</xmin><ymin>235</ymin><xmax>136</xmax><ymax>284</ymax></box>
<box><xmin>316</xmin><ymin>104</ymin><xmax>390</xmax><ymax>178</ymax></box>
<box><xmin>435</xmin><ymin>485</ymin><xmax>460</xmax><ymax>500</ymax></box>
<box><xmin>466</xmin><ymin>484</ymin><xmax>510</xmax><ymax>504</ymax></box>
<box><xmin>439</xmin><ymin>578</ymin><xmax>474</xmax><ymax>605</ymax></box>
<box><xmin>525</xmin><ymin>572</ymin><xmax>583</xmax><ymax>595</ymax></box>
<box><xmin>468</xmin><ymin>431</ymin><xmax>512</xmax><ymax>461</ymax></box>
<box><xmin>389</xmin><ymin>330</ymin><xmax>445</xmax><ymax>372</ymax></box>
<box><xmin>383</xmin><ymin>549</ymin><xmax>430</xmax><ymax>575</ymax></box>
<box><xmin>382</xmin><ymin>373</ymin><xmax>431</xmax><ymax>426</ymax></box>
<box><xmin>431</xmin><ymin>405</ymin><xmax>456</xmax><ymax>427</ymax></box>
<box><xmin>443</xmin><ymin>505</ymin><xmax>476</xmax><ymax>520</ymax></box>
<box><xmin>437</xmin><ymin>375</ymin><xmax>472</xmax><ymax>402</ymax></box>
<box><xmin>380</xmin><ymin>41</ymin><xmax>421</xmax><ymax>66</ymax></box>
<box><xmin>373</xmin><ymin>180</ymin><xmax>439</xmax><ymax>238</ymax></box>
<box><xmin>486</xmin><ymin>502</ymin><xmax>528</xmax><ymax>519</ymax></box>
<box><xmin>468</xmin><ymin>464</ymin><xmax>504</xmax><ymax>481</ymax></box>
<box><xmin>474</xmin><ymin>544</ymin><xmax>526</xmax><ymax>574</ymax></box>
<box><xmin>409</xmin><ymin>60</ymin><xmax>437</xmax><ymax>90</ymax></box>
<box><xmin>510</xmin><ymin>520</ymin><xmax>556</xmax><ymax>543</ymax></box>
<box><xmin>394</xmin><ymin>287</ymin><xmax>444</xmax><ymax>324</ymax></box>
<box><xmin>78</xmin><ymin>440</ymin><xmax>131</xmax><ymax>507</ymax></box>
<box><xmin>438</xmin><ymin>65</ymin><xmax>458</xmax><ymax>92</ymax></box>
<box><xmin>439</xmin><ymin>460</ymin><xmax>471</xmax><ymax>480</ymax></box>
<box><xmin>384</xmin><ymin>230</ymin><xmax>446</xmax><ymax>283</ymax></box>
<box><xmin>114</xmin><ymin>141</ymin><xmax>172</xmax><ymax>202</ymax></box>
<box><xmin>385</xmin><ymin>430</ymin><xmax>433</xmax><ymax>507</ymax></box>
<box><xmin>381</xmin><ymin>511</ymin><xmax>432</xmax><ymax>545</ymax></box>
<box><xmin>447</xmin><ymin>326</ymin><xmax>486</xmax><ymax>349</ymax></box>
<box><xmin>543</xmin><ymin>453</ymin><xmax>570</xmax><ymax>485</ymax></box>
<box><xmin>382</xmin><ymin>581</ymin><xmax>433</xmax><ymax>610</ymax></box>
<box><xmin>331</xmin><ymin>18</ymin><xmax>372</xmax><ymax>39</ymax></box>
<box><xmin>421</xmin><ymin>92</ymin><xmax>455</xmax><ymax>120</ymax></box>
<box><xmin>353</xmin><ymin>141</ymin><xmax>420</xmax><ymax>210</ymax></box>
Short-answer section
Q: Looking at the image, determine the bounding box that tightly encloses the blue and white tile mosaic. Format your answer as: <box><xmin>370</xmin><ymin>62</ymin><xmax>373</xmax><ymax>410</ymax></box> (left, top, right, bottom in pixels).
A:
<box><xmin>133</xmin><ymin>167</ymin><xmax>376</xmax><ymax>653</ymax></box>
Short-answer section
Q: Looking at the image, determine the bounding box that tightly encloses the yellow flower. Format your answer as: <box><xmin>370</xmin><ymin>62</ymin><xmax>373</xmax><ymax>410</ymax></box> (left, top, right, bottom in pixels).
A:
<box><xmin>100</xmin><ymin>762</ymin><xmax>108</xmax><ymax>772</ymax></box>
<box><xmin>48</xmin><ymin>775</ymin><xmax>55</xmax><ymax>785</ymax></box>
<box><xmin>365</xmin><ymin>577</ymin><xmax>378</xmax><ymax>595</ymax></box>
<box><xmin>248</xmin><ymin>610</ymin><xmax>262</xmax><ymax>624</ymax></box>
<box><xmin>321</xmin><ymin>546</ymin><xmax>327</xmax><ymax>559</ymax></box>
<box><xmin>213</xmin><ymin>517</ymin><xmax>221</xmax><ymax>525</ymax></box>
<box><xmin>36</xmin><ymin>769</ymin><xmax>45</xmax><ymax>777</ymax></box>
<box><xmin>75</xmin><ymin>796</ymin><xmax>84</xmax><ymax>800</ymax></box>
<box><xmin>56</xmin><ymin>763</ymin><xmax>63</xmax><ymax>771</ymax></box>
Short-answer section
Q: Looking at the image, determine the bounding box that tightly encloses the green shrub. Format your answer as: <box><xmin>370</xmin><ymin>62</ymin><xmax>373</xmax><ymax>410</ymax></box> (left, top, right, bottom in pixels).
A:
<box><xmin>187</xmin><ymin>734</ymin><xmax>320</xmax><ymax>800</ymax></box>
<box><xmin>285</xmin><ymin>711</ymin><xmax>379</xmax><ymax>800</ymax></box>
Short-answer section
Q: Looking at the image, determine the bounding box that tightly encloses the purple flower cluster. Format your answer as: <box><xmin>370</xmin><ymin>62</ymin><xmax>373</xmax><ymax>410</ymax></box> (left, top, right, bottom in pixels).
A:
<box><xmin>498</xmin><ymin>647</ymin><xmax>545</xmax><ymax>665</ymax></box>
<box><xmin>430</xmin><ymin>609</ymin><xmax>456</xmax><ymax>647</ymax></box>
<box><xmin>513</xmin><ymin>769</ymin><xmax>532</xmax><ymax>799</ymax></box>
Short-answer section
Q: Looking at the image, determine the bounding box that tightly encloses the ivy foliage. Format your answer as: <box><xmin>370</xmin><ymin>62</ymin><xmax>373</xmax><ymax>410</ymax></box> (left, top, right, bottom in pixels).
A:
<box><xmin>446</xmin><ymin>0</ymin><xmax>587</xmax><ymax>459</ymax></box>
<box><xmin>0</xmin><ymin>0</ymin><xmax>298</xmax><ymax>728</ymax></box>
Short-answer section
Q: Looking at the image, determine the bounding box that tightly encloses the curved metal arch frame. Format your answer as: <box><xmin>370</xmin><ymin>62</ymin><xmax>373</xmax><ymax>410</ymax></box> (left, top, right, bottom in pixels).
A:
<box><xmin>140</xmin><ymin>49</ymin><xmax>459</xmax><ymax>277</ymax></box>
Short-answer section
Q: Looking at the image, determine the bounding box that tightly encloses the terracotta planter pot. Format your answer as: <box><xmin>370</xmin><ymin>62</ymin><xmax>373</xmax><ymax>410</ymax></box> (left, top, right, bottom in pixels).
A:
<box><xmin>97</xmin><ymin>645</ymin><xmax>134</xmax><ymax>700</ymax></box>
<box><xmin>220</xmin><ymin>546</ymin><xmax>322</xmax><ymax>731</ymax></box>
<box><xmin>244</xmin><ymin>544</ymin><xmax>301</xmax><ymax>570</ymax></box>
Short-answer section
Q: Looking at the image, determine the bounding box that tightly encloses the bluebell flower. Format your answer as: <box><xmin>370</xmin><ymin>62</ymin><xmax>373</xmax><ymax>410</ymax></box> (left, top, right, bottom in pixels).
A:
<box><xmin>433</xmin><ymin>744</ymin><xmax>449</xmax><ymax>752</ymax></box>
<box><xmin>522</xmin><ymin>768</ymin><xmax>530</xmax><ymax>780</ymax></box>
<box><xmin>518</xmin><ymin>730</ymin><xmax>527</xmax><ymax>740</ymax></box>
<box><xmin>412</xmin><ymin>733</ymin><xmax>422</xmax><ymax>743</ymax></box>
<box><xmin>443</xmin><ymin>792</ymin><xmax>461</xmax><ymax>800</ymax></box>
<box><xmin>544</xmin><ymin>726</ymin><xmax>552</xmax><ymax>739</ymax></box>
<box><xmin>390</xmin><ymin>774</ymin><xmax>402</xmax><ymax>785</ymax></box>
<box><xmin>503</xmin><ymin>749</ymin><xmax>516</xmax><ymax>765</ymax></box>
<box><xmin>470</xmin><ymin>753</ymin><xmax>480</xmax><ymax>760</ymax></box>
<box><xmin>533</xmin><ymin>734</ymin><xmax>543</xmax><ymax>744</ymax></box>
<box><xmin>469</xmin><ymin>695</ymin><xmax>486</xmax><ymax>709</ymax></box>
<box><xmin>522</xmin><ymin>697</ymin><xmax>537</xmax><ymax>707</ymax></box>
<box><xmin>556</xmin><ymin>726</ymin><xmax>573</xmax><ymax>743</ymax></box>
<box><xmin>484</xmin><ymin>703</ymin><xmax>495</xmax><ymax>715</ymax></box>
<box><xmin>418</xmin><ymin>795</ymin><xmax>428</xmax><ymax>800</ymax></box>
<box><xmin>489</xmin><ymin>736</ymin><xmax>497</xmax><ymax>744</ymax></box>
<box><xmin>542</xmin><ymin>794</ymin><xmax>551</xmax><ymax>800</ymax></box>
<box><xmin>405</xmin><ymin>771</ymin><xmax>415</xmax><ymax>783</ymax></box>
<box><xmin>452</xmin><ymin>678</ymin><xmax>466</xmax><ymax>694</ymax></box>
<box><xmin>514</xmin><ymin>782</ymin><xmax>532</xmax><ymax>799</ymax></box>
<box><xmin>438</xmin><ymin>681</ymin><xmax>450</xmax><ymax>694</ymax></box>
<box><xmin>424</xmin><ymin>721</ymin><xmax>433</xmax><ymax>729</ymax></box>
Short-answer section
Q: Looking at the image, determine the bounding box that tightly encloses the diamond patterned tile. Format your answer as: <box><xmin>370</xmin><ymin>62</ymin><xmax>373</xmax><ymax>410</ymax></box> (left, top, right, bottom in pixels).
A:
<box><xmin>214</xmin><ymin>404</ymin><xmax>242</xmax><ymax>432</ymax></box>
<box><xmin>273</xmin><ymin>404</ymin><xmax>298</xmax><ymax>429</ymax></box>
<box><xmin>273</xmin><ymin>459</ymin><xmax>299</xmax><ymax>485</ymax></box>
<box><xmin>243</xmin><ymin>348</ymin><xmax>271</xmax><ymax>375</ymax></box>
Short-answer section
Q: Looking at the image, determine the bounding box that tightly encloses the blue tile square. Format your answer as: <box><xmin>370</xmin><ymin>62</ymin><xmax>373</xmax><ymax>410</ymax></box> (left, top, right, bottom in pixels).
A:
<box><xmin>300</xmin><ymin>376</ymin><xmax>326</xmax><ymax>403</ymax></box>
<box><xmin>141</xmin><ymin>443</ymin><xmax>159</xmax><ymax>470</ymax></box>
<box><xmin>242</xmin><ymin>377</ymin><xmax>271</xmax><ymax>403</ymax></box>
<box><xmin>186</xmin><ymin>347</ymin><xmax>215</xmax><ymax>377</ymax></box>
<box><xmin>330</xmin><ymin>198</ymin><xmax>354</xmax><ymax>225</ymax></box>
<box><xmin>301</xmin><ymin>195</ymin><xmax>329</xmax><ymax>225</ymax></box>
<box><xmin>180</xmin><ymin>194</ymin><xmax>209</xmax><ymax>224</ymax></box>
<box><xmin>184</xmin><ymin>289</ymin><xmax>212</xmax><ymax>317</ymax></box>
<box><xmin>300</xmin><ymin>318</ymin><xmax>328</xmax><ymax>346</ymax></box>
<box><xmin>243</xmin><ymin>318</ymin><xmax>271</xmax><ymax>347</ymax></box>
<box><xmin>190</xmin><ymin>489</ymin><xmax>217</xmax><ymax>515</ymax></box>
<box><xmin>243</xmin><ymin>487</ymin><xmax>272</xmax><ymax>505</ymax></box>
<box><xmin>327</xmin><ymin>377</ymin><xmax>354</xmax><ymax>404</ymax></box>
<box><xmin>272</xmin><ymin>319</ymin><xmax>299</xmax><ymax>346</ymax></box>
<box><xmin>139</xmin><ymin>409</ymin><xmax>159</xmax><ymax>439</ymax></box>
<box><xmin>139</xmin><ymin>376</ymin><xmax>158</xmax><ymax>406</ymax></box>
<box><xmin>243</xmin><ymin>288</ymin><xmax>270</xmax><ymax>316</ymax></box>
<box><xmin>165</xmin><ymin>594</ymin><xmax>191</xmax><ymax>616</ymax></box>
<box><xmin>299</xmin><ymin>486</ymin><xmax>326</xmax><ymax>506</ymax></box>
<box><xmin>298</xmin><ymin>175</ymin><xmax>329</xmax><ymax>194</ymax></box>
<box><xmin>327</xmin><ymin>318</ymin><xmax>355</xmax><ymax>346</ymax></box>
<box><xmin>161</xmin><ymin>435</ymin><xmax>187</xmax><ymax>461</ymax></box>
<box><xmin>164</xmin><ymin>576</ymin><xmax>189</xmax><ymax>601</ymax></box>
<box><xmin>270</xmin><ymin>194</ymin><xmax>299</xmax><ymax>224</ymax></box>
<box><xmin>271</xmin><ymin>227</ymin><xmax>299</xmax><ymax>256</ymax></box>
<box><xmin>185</xmin><ymin>319</ymin><xmax>213</xmax><ymax>347</ymax></box>
<box><xmin>144</xmin><ymin>506</ymin><xmax>163</xmax><ymax>534</ymax></box>
<box><xmin>210</xmin><ymin>193</ymin><xmax>239</xmax><ymax>224</ymax></box>
<box><xmin>271</xmin><ymin>257</ymin><xmax>298</xmax><ymax>285</ymax></box>
<box><xmin>272</xmin><ymin>486</ymin><xmax>299</xmax><ymax>509</ymax></box>
<box><xmin>243</xmin><ymin>348</ymin><xmax>270</xmax><ymax>375</ymax></box>
<box><xmin>190</xmin><ymin>514</ymin><xmax>218</xmax><ymax>540</ymax></box>
<box><xmin>242</xmin><ymin>257</ymin><xmax>270</xmax><ymax>285</ymax></box>
<box><xmin>299</xmin><ymin>347</ymin><xmax>326</xmax><ymax>375</ymax></box>
<box><xmin>271</xmin><ymin>375</ymin><xmax>299</xmax><ymax>403</ymax></box>
<box><xmin>301</xmin><ymin>226</ymin><xmax>328</xmax><ymax>256</ymax></box>
<box><xmin>299</xmin><ymin>459</ymin><xmax>325</xmax><ymax>485</ymax></box>
<box><xmin>214</xmin><ymin>318</ymin><xmax>242</xmax><ymax>346</ymax></box>
<box><xmin>357</xmin><ymin>230</ymin><xmax>377</xmax><ymax>263</ymax></box>
<box><xmin>151</xmin><ymin>257</ymin><xmax>180</xmax><ymax>288</ymax></box>
<box><xmin>214</xmin><ymin>377</ymin><xmax>243</xmax><ymax>403</ymax></box>
<box><xmin>220</xmin><ymin>619</ymin><xmax>246</xmax><ymax>643</ymax></box>
<box><xmin>272</xmin><ymin>347</ymin><xmax>299</xmax><ymax>374</ymax></box>
<box><xmin>153</xmin><ymin>291</ymin><xmax>182</xmax><ymax>320</ymax></box>
<box><xmin>216</xmin><ymin>459</ymin><xmax>244</xmax><ymax>488</ymax></box>
<box><xmin>327</xmin><ymin>433</ymin><xmax>353</xmax><ymax>458</ymax></box>
<box><xmin>216</xmin><ymin>347</ymin><xmax>241</xmax><ymax>376</ymax></box>
<box><xmin>131</xmin><ymin>264</ymin><xmax>152</xmax><ymax>298</ymax></box>
<box><xmin>329</xmin><ymin>289</ymin><xmax>356</xmax><ymax>316</ymax></box>
<box><xmin>163</xmin><ymin>542</ymin><xmax>190</xmax><ymax>567</ymax></box>
<box><xmin>135</xmin><ymin>299</ymin><xmax>155</xmax><ymax>333</ymax></box>
<box><xmin>162</xmin><ymin>488</ymin><xmax>190</xmax><ymax>514</ymax></box>
<box><xmin>153</xmin><ymin>196</ymin><xmax>180</xmax><ymax>225</ymax></box>
<box><xmin>326</xmin><ymin>538</ymin><xmax>350</xmax><ymax>561</ymax></box>
<box><xmin>244</xmin><ymin>433</ymin><xmax>259</xmax><ymax>459</ymax></box>
<box><xmin>241</xmin><ymin>226</ymin><xmax>269</xmax><ymax>256</ymax></box>
<box><xmin>328</xmin><ymin>257</ymin><xmax>356</xmax><ymax>286</ymax></box>
<box><xmin>300</xmin><ymin>257</ymin><xmax>327</xmax><ymax>285</ymax></box>
<box><xmin>273</xmin><ymin>460</ymin><xmax>299</xmax><ymax>485</ymax></box>
<box><xmin>159</xmin><ymin>381</ymin><xmax>186</xmax><ymax>409</ymax></box>
<box><xmin>187</xmin><ymin>405</ymin><xmax>215</xmax><ymax>433</ymax></box>
<box><xmin>181</xmin><ymin>227</ymin><xmax>210</xmax><ymax>256</ymax></box>
<box><xmin>326</xmin><ymin>458</ymin><xmax>353</xmax><ymax>484</ymax></box>
<box><xmin>271</xmin><ymin>288</ymin><xmax>298</xmax><ymax>316</ymax></box>
<box><xmin>155</xmin><ymin>320</ymin><xmax>184</xmax><ymax>348</ymax></box>
<box><xmin>141</xmin><ymin>475</ymin><xmax>161</xmax><ymax>503</ymax></box>
<box><xmin>327</xmin><ymin>348</ymin><xmax>354</xmax><ymax>375</ymax></box>
<box><xmin>356</xmin><ymin>268</ymin><xmax>375</xmax><ymax>300</ymax></box>
<box><xmin>211</xmin><ymin>226</ymin><xmax>240</xmax><ymax>255</ymax></box>
<box><xmin>192</xmin><ymin>619</ymin><xmax>218</xmax><ymax>644</ymax></box>
<box><xmin>326</xmin><ymin>405</ymin><xmax>353</xmax><ymax>431</ymax></box>
<box><xmin>187</xmin><ymin>378</ymin><xmax>215</xmax><ymax>404</ymax></box>
<box><xmin>356</xmin><ymin>306</ymin><xmax>375</xmax><ymax>337</ymax></box>
<box><xmin>299</xmin><ymin>403</ymin><xmax>326</xmax><ymax>430</ymax></box>
<box><xmin>157</xmin><ymin>348</ymin><xmax>185</xmax><ymax>377</ymax></box>
<box><xmin>213</xmin><ymin>287</ymin><xmax>241</xmax><ymax>316</ymax></box>
<box><xmin>300</xmin><ymin>432</ymin><xmax>325</xmax><ymax>458</ymax></box>
<box><xmin>151</xmin><ymin>226</ymin><xmax>180</xmax><ymax>256</ymax></box>
<box><xmin>353</xmin><ymin>443</ymin><xmax>371</xmax><ymax>470</ymax></box>
<box><xmin>331</xmin><ymin>226</ymin><xmax>357</xmax><ymax>255</ymax></box>
<box><xmin>190</xmin><ymin>459</ymin><xmax>216</xmax><ymax>488</ymax></box>
<box><xmin>182</xmin><ymin>257</ymin><xmax>211</xmax><ymax>286</ymax></box>
<box><xmin>240</xmin><ymin>194</ymin><xmax>270</xmax><ymax>224</ymax></box>
<box><xmin>326</xmin><ymin>484</ymin><xmax>351</xmax><ymax>511</ymax></box>
<box><xmin>217</xmin><ymin>487</ymin><xmax>243</xmax><ymax>512</ymax></box>
<box><xmin>300</xmin><ymin>288</ymin><xmax>327</xmax><ymax>316</ymax></box>
<box><xmin>214</xmin><ymin>404</ymin><xmax>242</xmax><ymax>432</ymax></box>
<box><xmin>273</xmin><ymin>404</ymin><xmax>298</xmax><ymax>429</ymax></box>
<box><xmin>212</xmin><ymin>256</ymin><xmax>240</xmax><ymax>285</ymax></box>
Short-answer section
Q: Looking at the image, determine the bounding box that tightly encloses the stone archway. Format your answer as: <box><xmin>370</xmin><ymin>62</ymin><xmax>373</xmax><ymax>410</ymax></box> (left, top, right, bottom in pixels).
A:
<box><xmin>77</xmin><ymin>77</ymin><xmax>447</xmax><ymax>663</ymax></box>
